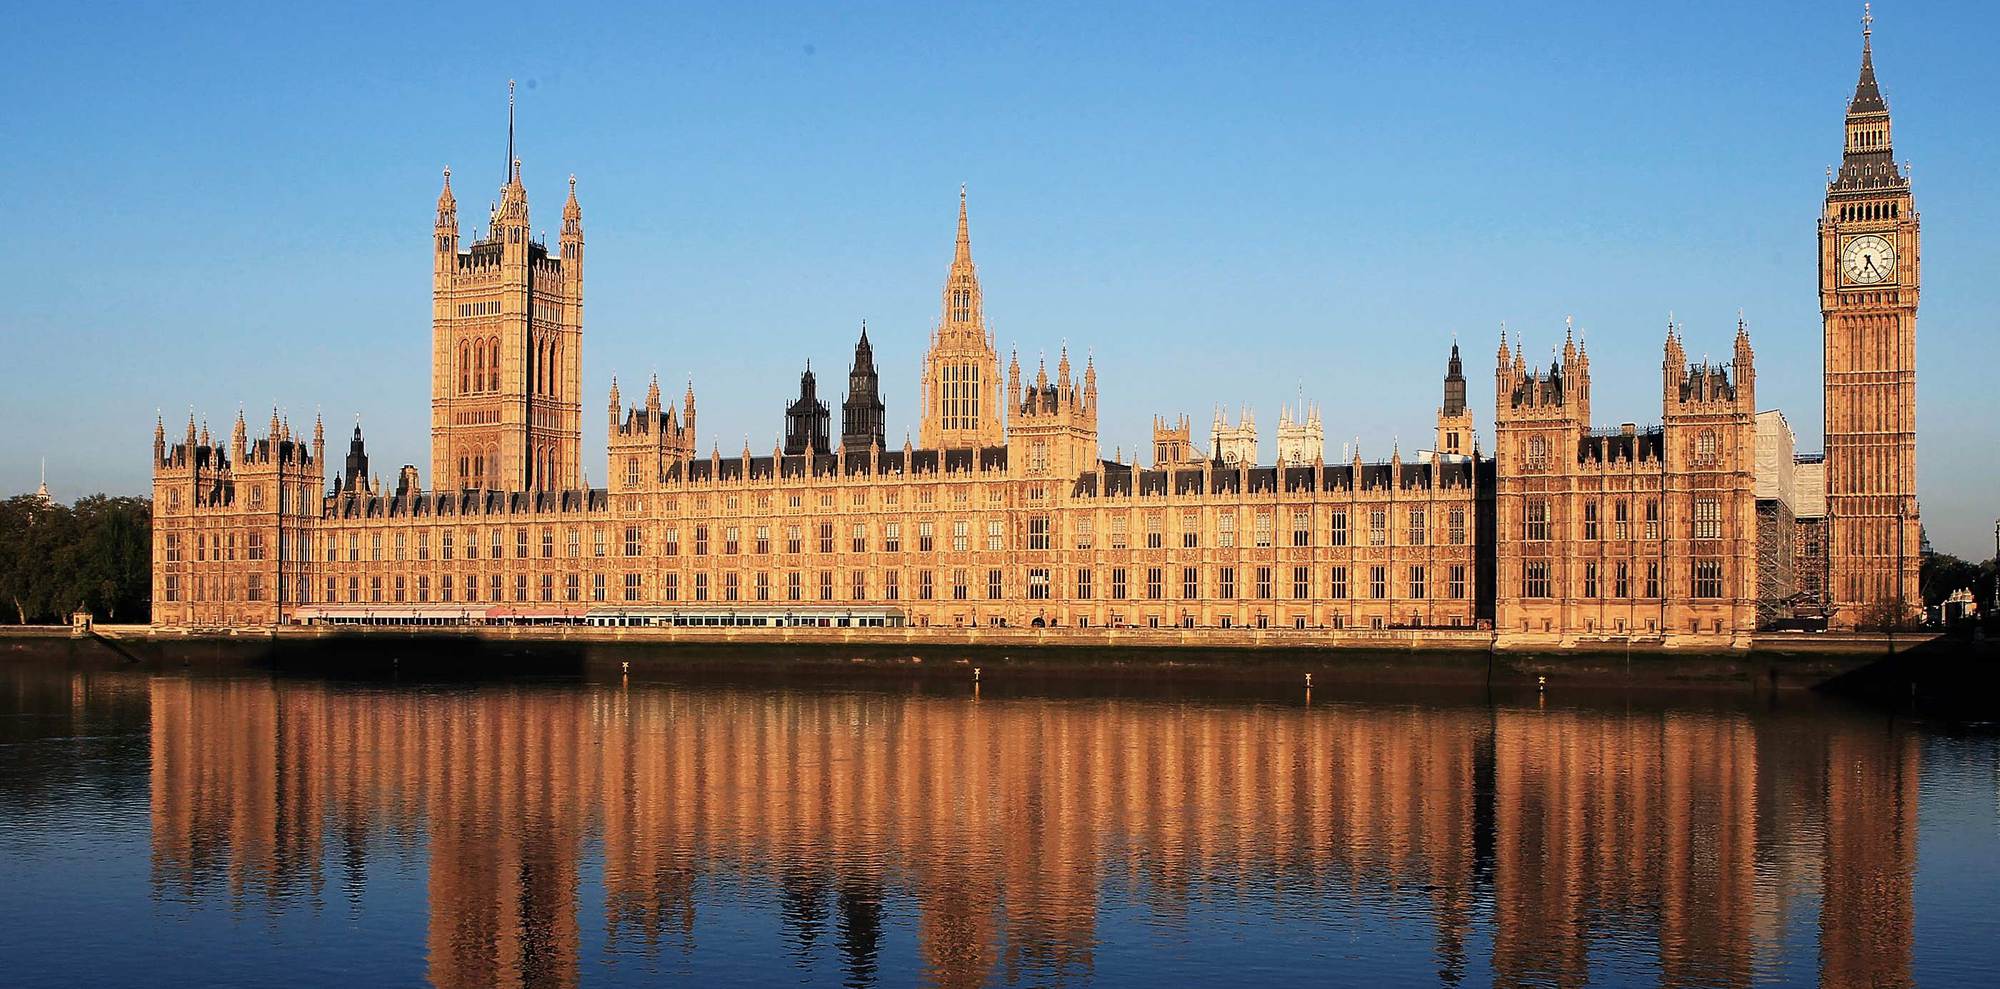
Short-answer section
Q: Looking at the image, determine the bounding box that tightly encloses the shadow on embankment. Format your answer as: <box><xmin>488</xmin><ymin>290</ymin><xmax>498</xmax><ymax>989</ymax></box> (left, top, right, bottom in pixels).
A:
<box><xmin>1814</xmin><ymin>631</ymin><xmax>2000</xmax><ymax>722</ymax></box>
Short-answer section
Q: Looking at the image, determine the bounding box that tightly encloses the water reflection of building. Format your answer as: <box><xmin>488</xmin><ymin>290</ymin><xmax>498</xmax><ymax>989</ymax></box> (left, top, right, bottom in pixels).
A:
<box><xmin>145</xmin><ymin>677</ymin><xmax>1918</xmax><ymax>988</ymax></box>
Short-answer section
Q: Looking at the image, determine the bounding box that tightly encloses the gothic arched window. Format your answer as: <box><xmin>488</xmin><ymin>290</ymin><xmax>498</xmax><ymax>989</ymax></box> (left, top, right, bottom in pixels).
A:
<box><xmin>1526</xmin><ymin>435</ymin><xmax>1548</xmax><ymax>470</ymax></box>
<box><xmin>488</xmin><ymin>338</ymin><xmax>501</xmax><ymax>392</ymax></box>
<box><xmin>460</xmin><ymin>342</ymin><xmax>471</xmax><ymax>394</ymax></box>
<box><xmin>1695</xmin><ymin>430</ymin><xmax>1718</xmax><ymax>467</ymax></box>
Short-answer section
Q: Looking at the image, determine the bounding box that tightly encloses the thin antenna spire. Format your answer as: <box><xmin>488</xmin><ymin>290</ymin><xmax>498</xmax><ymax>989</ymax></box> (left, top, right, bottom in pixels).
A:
<box><xmin>506</xmin><ymin>79</ymin><xmax>516</xmax><ymax>182</ymax></box>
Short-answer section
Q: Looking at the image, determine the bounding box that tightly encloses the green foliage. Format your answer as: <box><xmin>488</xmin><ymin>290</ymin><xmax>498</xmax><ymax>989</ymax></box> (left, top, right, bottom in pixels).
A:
<box><xmin>0</xmin><ymin>494</ymin><xmax>152</xmax><ymax>624</ymax></box>
<box><xmin>1921</xmin><ymin>551</ymin><xmax>1995</xmax><ymax>611</ymax></box>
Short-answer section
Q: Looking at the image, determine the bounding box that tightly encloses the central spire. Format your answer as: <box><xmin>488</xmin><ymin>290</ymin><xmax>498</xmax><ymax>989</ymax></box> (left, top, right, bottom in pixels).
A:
<box><xmin>1834</xmin><ymin>4</ymin><xmax>1899</xmax><ymax>190</ymax></box>
<box><xmin>506</xmin><ymin>79</ymin><xmax>517</xmax><ymax>184</ymax></box>
<box><xmin>954</xmin><ymin>183</ymin><xmax>972</xmax><ymax>269</ymax></box>
<box><xmin>940</xmin><ymin>185</ymin><xmax>983</xmax><ymax>334</ymax></box>
<box><xmin>919</xmin><ymin>184</ymin><xmax>1003</xmax><ymax>449</ymax></box>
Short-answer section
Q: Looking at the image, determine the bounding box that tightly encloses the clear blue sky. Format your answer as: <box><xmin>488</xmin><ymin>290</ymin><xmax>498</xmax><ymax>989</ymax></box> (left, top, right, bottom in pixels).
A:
<box><xmin>2</xmin><ymin>1</ymin><xmax>1995</xmax><ymax>559</ymax></box>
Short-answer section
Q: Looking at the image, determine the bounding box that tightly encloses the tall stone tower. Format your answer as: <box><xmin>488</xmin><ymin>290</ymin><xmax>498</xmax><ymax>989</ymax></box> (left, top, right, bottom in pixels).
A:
<box><xmin>918</xmin><ymin>187</ymin><xmax>1005</xmax><ymax>449</ymax></box>
<box><xmin>785</xmin><ymin>363</ymin><xmax>833</xmax><ymax>457</ymax></box>
<box><xmin>1435</xmin><ymin>341</ymin><xmax>1474</xmax><ymax>457</ymax></box>
<box><xmin>841</xmin><ymin>323</ymin><xmax>886</xmax><ymax>454</ymax></box>
<box><xmin>1275</xmin><ymin>401</ymin><xmax>1323</xmax><ymax>463</ymax></box>
<box><xmin>1211</xmin><ymin>407</ymin><xmax>1258</xmax><ymax>466</ymax></box>
<box><xmin>430</xmin><ymin>82</ymin><xmax>584</xmax><ymax>493</ymax></box>
<box><xmin>1821</xmin><ymin>8</ymin><xmax>1920</xmax><ymax>627</ymax></box>
<box><xmin>1151</xmin><ymin>414</ymin><xmax>1196</xmax><ymax>466</ymax></box>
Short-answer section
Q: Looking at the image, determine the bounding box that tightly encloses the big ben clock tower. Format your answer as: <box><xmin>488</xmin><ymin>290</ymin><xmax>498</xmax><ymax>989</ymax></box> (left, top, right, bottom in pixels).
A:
<box><xmin>1821</xmin><ymin>5</ymin><xmax>1920</xmax><ymax>628</ymax></box>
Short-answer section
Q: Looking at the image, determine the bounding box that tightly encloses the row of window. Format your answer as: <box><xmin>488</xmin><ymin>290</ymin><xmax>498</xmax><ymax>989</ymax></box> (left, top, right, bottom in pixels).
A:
<box><xmin>294</xmin><ymin>510</ymin><xmax>1483</xmax><ymax>566</ymax></box>
<box><xmin>1517</xmin><ymin>559</ymin><xmax>1727</xmax><ymax>599</ymax></box>
<box><xmin>162</xmin><ymin>573</ymin><xmax>266</xmax><ymax>603</ymax></box>
<box><xmin>288</xmin><ymin>563</ymin><xmax>1472</xmax><ymax>607</ymax></box>
<box><xmin>164</xmin><ymin>531</ymin><xmax>271</xmax><ymax>563</ymax></box>
<box><xmin>1522</xmin><ymin>497</ymin><xmax>1728</xmax><ymax>542</ymax></box>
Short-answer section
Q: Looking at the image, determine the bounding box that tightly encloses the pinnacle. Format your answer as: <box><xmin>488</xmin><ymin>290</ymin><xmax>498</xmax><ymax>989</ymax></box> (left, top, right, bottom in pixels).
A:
<box><xmin>1849</xmin><ymin>6</ymin><xmax>1887</xmax><ymax>116</ymax></box>
<box><xmin>953</xmin><ymin>184</ymin><xmax>973</xmax><ymax>269</ymax></box>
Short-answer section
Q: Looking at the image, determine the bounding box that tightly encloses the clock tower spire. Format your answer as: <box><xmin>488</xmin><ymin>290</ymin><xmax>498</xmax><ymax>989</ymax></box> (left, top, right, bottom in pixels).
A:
<box><xmin>1820</xmin><ymin>3</ymin><xmax>1920</xmax><ymax>628</ymax></box>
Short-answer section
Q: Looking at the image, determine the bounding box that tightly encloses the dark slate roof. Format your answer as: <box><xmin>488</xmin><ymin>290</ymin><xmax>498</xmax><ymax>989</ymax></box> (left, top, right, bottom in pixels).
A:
<box><xmin>1138</xmin><ymin>470</ymin><xmax>1168</xmax><ymax>497</ymax></box>
<box><xmin>1511</xmin><ymin>366</ymin><xmax>1567</xmax><ymax>407</ymax></box>
<box><xmin>1578</xmin><ymin>427</ymin><xmax>1664</xmax><ymax>464</ymax></box>
<box><xmin>1850</xmin><ymin>41</ymin><xmax>1886</xmax><ymax>115</ymax></box>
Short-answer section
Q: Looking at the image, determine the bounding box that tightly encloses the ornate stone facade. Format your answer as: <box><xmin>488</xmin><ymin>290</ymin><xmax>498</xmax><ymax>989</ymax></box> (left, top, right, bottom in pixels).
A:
<box><xmin>149</xmin><ymin>19</ymin><xmax>1914</xmax><ymax>645</ymax></box>
<box><xmin>150</xmin><ymin>411</ymin><xmax>323</xmax><ymax>628</ymax></box>
<box><xmin>1491</xmin><ymin>321</ymin><xmax>1758</xmax><ymax>646</ymax></box>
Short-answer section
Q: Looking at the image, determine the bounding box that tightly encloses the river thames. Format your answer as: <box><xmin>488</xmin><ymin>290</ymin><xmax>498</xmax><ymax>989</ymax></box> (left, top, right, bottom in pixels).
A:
<box><xmin>1</xmin><ymin>658</ymin><xmax>1994</xmax><ymax>987</ymax></box>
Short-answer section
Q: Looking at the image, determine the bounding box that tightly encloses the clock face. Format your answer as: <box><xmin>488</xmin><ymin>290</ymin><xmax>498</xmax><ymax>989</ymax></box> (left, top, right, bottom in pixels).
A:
<box><xmin>1841</xmin><ymin>234</ymin><xmax>1898</xmax><ymax>285</ymax></box>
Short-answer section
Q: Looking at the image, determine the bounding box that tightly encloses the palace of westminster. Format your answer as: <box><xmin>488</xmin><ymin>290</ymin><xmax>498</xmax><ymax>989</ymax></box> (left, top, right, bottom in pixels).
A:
<box><xmin>149</xmin><ymin>18</ymin><xmax>1923</xmax><ymax>645</ymax></box>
